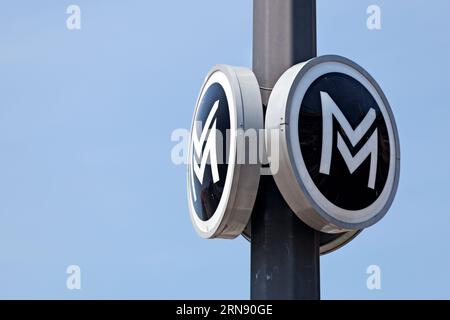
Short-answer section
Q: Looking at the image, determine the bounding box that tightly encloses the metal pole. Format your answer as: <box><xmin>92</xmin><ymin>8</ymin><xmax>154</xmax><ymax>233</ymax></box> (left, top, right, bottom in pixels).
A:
<box><xmin>251</xmin><ymin>0</ymin><xmax>320</xmax><ymax>300</ymax></box>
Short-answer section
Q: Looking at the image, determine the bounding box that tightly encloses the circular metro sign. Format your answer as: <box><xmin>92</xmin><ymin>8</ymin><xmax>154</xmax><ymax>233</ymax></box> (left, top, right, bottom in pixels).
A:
<box><xmin>187</xmin><ymin>65</ymin><xmax>263</xmax><ymax>239</ymax></box>
<box><xmin>266</xmin><ymin>55</ymin><xmax>400</xmax><ymax>233</ymax></box>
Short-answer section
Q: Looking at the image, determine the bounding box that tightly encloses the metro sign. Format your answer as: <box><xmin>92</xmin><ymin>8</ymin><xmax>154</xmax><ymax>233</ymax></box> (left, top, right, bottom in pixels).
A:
<box><xmin>187</xmin><ymin>65</ymin><xmax>263</xmax><ymax>239</ymax></box>
<box><xmin>265</xmin><ymin>55</ymin><xmax>400</xmax><ymax>233</ymax></box>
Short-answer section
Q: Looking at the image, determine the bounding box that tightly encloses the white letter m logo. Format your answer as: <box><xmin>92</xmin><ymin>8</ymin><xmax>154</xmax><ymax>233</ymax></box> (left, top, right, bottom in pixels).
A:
<box><xmin>319</xmin><ymin>92</ymin><xmax>378</xmax><ymax>189</ymax></box>
<box><xmin>191</xmin><ymin>101</ymin><xmax>220</xmax><ymax>201</ymax></box>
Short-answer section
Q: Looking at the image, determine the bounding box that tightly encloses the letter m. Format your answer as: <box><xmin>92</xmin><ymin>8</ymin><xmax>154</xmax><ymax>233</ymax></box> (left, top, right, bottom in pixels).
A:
<box><xmin>190</xmin><ymin>100</ymin><xmax>220</xmax><ymax>201</ymax></box>
<box><xmin>319</xmin><ymin>92</ymin><xmax>378</xmax><ymax>189</ymax></box>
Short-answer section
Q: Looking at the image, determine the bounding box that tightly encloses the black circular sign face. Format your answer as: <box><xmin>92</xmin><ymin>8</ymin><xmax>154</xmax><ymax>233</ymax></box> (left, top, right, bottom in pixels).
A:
<box><xmin>190</xmin><ymin>83</ymin><xmax>230</xmax><ymax>221</ymax></box>
<box><xmin>299</xmin><ymin>72</ymin><xmax>390</xmax><ymax>211</ymax></box>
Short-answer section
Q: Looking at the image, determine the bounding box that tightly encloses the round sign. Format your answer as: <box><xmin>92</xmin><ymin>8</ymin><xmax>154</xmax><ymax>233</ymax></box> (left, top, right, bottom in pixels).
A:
<box><xmin>265</xmin><ymin>55</ymin><xmax>400</xmax><ymax>233</ymax></box>
<box><xmin>187</xmin><ymin>65</ymin><xmax>263</xmax><ymax>239</ymax></box>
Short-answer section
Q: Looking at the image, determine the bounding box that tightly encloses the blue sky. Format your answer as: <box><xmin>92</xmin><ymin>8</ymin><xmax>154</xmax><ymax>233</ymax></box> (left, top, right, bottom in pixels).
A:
<box><xmin>0</xmin><ymin>0</ymin><xmax>449</xmax><ymax>299</ymax></box>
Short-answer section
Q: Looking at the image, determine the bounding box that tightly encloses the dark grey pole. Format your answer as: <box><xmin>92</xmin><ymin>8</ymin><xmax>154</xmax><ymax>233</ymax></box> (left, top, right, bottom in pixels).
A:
<box><xmin>251</xmin><ymin>0</ymin><xmax>320</xmax><ymax>300</ymax></box>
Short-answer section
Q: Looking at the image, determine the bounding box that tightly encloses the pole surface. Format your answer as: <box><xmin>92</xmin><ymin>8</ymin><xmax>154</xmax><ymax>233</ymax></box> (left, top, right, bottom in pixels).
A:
<box><xmin>251</xmin><ymin>0</ymin><xmax>320</xmax><ymax>300</ymax></box>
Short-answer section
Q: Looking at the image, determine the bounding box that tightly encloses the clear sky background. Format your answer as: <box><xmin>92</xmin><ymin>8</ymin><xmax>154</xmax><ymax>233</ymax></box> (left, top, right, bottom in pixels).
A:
<box><xmin>0</xmin><ymin>0</ymin><xmax>449</xmax><ymax>299</ymax></box>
